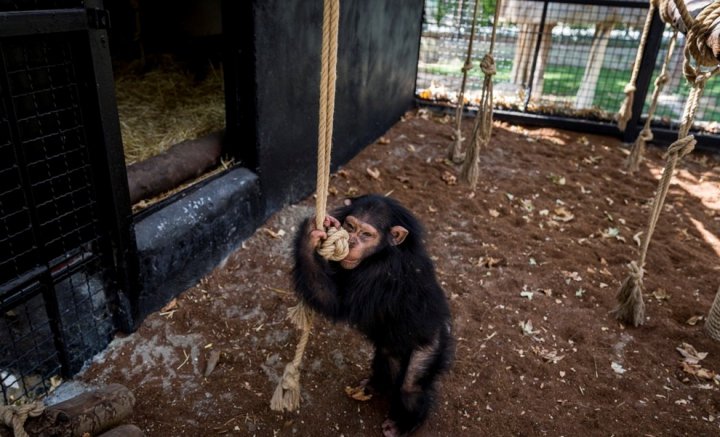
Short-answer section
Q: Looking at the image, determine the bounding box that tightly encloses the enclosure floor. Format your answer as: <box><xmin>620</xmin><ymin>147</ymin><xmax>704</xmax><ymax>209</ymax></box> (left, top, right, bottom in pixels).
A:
<box><xmin>78</xmin><ymin>109</ymin><xmax>720</xmax><ymax>435</ymax></box>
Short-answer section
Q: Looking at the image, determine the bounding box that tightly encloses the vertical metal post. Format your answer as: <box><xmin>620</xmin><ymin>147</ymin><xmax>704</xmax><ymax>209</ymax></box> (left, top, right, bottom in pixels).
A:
<box><xmin>83</xmin><ymin>0</ymin><xmax>141</xmax><ymax>332</ymax></box>
<box><xmin>622</xmin><ymin>8</ymin><xmax>664</xmax><ymax>142</ymax></box>
<box><xmin>524</xmin><ymin>0</ymin><xmax>549</xmax><ymax>110</ymax></box>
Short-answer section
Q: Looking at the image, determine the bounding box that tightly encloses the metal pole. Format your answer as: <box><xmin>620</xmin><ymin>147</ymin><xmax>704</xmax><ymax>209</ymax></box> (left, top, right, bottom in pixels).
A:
<box><xmin>524</xmin><ymin>0</ymin><xmax>549</xmax><ymax>110</ymax></box>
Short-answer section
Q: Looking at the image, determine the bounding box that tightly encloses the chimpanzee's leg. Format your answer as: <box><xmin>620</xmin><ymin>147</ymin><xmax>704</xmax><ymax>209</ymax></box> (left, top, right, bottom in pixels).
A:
<box><xmin>346</xmin><ymin>346</ymin><xmax>399</xmax><ymax>400</ymax></box>
<box><xmin>383</xmin><ymin>332</ymin><xmax>449</xmax><ymax>437</ymax></box>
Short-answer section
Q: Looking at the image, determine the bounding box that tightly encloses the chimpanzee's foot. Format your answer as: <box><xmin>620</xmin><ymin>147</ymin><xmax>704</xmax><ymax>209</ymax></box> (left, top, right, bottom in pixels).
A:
<box><xmin>344</xmin><ymin>378</ymin><xmax>373</xmax><ymax>401</ymax></box>
<box><xmin>382</xmin><ymin>419</ymin><xmax>402</xmax><ymax>437</ymax></box>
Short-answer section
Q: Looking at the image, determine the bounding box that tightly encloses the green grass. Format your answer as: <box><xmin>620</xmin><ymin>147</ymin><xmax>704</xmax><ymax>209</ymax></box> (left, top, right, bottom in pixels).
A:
<box><xmin>420</xmin><ymin>61</ymin><xmax>720</xmax><ymax>120</ymax></box>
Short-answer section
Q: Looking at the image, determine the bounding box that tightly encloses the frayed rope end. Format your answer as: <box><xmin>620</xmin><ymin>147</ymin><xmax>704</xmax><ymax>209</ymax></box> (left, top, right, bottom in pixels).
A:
<box><xmin>270</xmin><ymin>362</ymin><xmax>301</xmax><ymax>412</ymax></box>
<box><xmin>611</xmin><ymin>262</ymin><xmax>646</xmax><ymax>327</ymax></box>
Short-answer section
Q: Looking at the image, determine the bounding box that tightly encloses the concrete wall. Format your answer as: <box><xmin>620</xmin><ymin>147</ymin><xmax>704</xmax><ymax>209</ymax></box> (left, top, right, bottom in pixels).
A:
<box><xmin>224</xmin><ymin>0</ymin><xmax>424</xmax><ymax>215</ymax></box>
<box><xmin>129</xmin><ymin>0</ymin><xmax>424</xmax><ymax>325</ymax></box>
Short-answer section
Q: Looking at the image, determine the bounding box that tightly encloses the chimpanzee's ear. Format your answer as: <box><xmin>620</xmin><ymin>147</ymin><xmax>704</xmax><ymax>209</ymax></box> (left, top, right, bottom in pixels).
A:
<box><xmin>390</xmin><ymin>226</ymin><xmax>408</xmax><ymax>246</ymax></box>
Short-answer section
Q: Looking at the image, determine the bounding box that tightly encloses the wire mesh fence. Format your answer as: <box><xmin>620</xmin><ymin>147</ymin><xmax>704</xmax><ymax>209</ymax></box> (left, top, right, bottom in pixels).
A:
<box><xmin>1</xmin><ymin>30</ymin><xmax>121</xmax><ymax>405</ymax></box>
<box><xmin>417</xmin><ymin>0</ymin><xmax>720</xmax><ymax>134</ymax></box>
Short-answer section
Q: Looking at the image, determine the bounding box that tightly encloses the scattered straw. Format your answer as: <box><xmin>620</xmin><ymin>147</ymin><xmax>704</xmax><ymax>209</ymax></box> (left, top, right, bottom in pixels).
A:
<box><xmin>115</xmin><ymin>56</ymin><xmax>225</xmax><ymax>165</ymax></box>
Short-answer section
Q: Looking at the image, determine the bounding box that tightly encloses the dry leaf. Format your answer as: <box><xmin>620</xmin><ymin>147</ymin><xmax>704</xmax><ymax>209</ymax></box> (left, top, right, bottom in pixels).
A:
<box><xmin>441</xmin><ymin>171</ymin><xmax>457</xmax><ymax>185</ymax></box>
<box><xmin>378</xmin><ymin>136</ymin><xmax>390</xmax><ymax>145</ymax></box>
<box><xmin>520</xmin><ymin>320</ymin><xmax>538</xmax><ymax>336</ymax></box>
<box><xmin>344</xmin><ymin>385</ymin><xmax>373</xmax><ymax>401</ymax></box>
<box><xmin>532</xmin><ymin>346</ymin><xmax>564</xmax><ymax>364</ymax></box>
<box><xmin>677</xmin><ymin>342</ymin><xmax>708</xmax><ymax>364</ymax></box>
<box><xmin>548</xmin><ymin>173</ymin><xmax>566</xmax><ymax>185</ymax></box>
<box><xmin>489</xmin><ymin>209</ymin><xmax>500</xmax><ymax>218</ymax></box>
<box><xmin>537</xmin><ymin>288</ymin><xmax>553</xmax><ymax>297</ymax></box>
<box><xmin>366</xmin><ymin>167</ymin><xmax>381</xmax><ymax>180</ymax></box>
<box><xmin>686</xmin><ymin>315</ymin><xmax>704</xmax><ymax>326</ymax></box>
<box><xmin>477</xmin><ymin>256</ymin><xmax>502</xmax><ymax>268</ymax></box>
<box><xmin>161</xmin><ymin>298</ymin><xmax>178</xmax><ymax>313</ymax></box>
<box><xmin>552</xmin><ymin>207</ymin><xmax>575</xmax><ymax>222</ymax></box>
<box><xmin>263</xmin><ymin>228</ymin><xmax>286</xmax><ymax>239</ymax></box>
<box><xmin>681</xmin><ymin>361</ymin><xmax>716</xmax><ymax>380</ymax></box>
<box><xmin>652</xmin><ymin>288</ymin><xmax>671</xmax><ymax>301</ymax></box>
<box><xmin>633</xmin><ymin>231</ymin><xmax>643</xmax><ymax>247</ymax></box>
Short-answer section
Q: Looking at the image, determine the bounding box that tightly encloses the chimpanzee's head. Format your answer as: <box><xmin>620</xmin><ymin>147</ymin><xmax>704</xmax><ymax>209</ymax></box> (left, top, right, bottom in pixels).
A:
<box><xmin>332</xmin><ymin>195</ymin><xmax>420</xmax><ymax>269</ymax></box>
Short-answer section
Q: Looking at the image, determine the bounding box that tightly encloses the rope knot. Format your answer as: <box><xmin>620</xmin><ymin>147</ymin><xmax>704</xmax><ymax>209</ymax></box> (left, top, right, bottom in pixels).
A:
<box><xmin>480</xmin><ymin>54</ymin><xmax>496</xmax><ymax>76</ymax></box>
<box><xmin>654</xmin><ymin>71</ymin><xmax>669</xmax><ymax>87</ymax></box>
<box><xmin>623</xmin><ymin>83</ymin><xmax>636</xmax><ymax>94</ymax></box>
<box><xmin>316</xmin><ymin>227</ymin><xmax>349</xmax><ymax>261</ymax></box>
<box><xmin>0</xmin><ymin>401</ymin><xmax>45</xmax><ymax>437</ymax></box>
<box><xmin>628</xmin><ymin>260</ymin><xmax>644</xmax><ymax>282</ymax></box>
<box><xmin>461</xmin><ymin>60</ymin><xmax>473</xmax><ymax>73</ymax></box>
<box><xmin>638</xmin><ymin>127</ymin><xmax>654</xmax><ymax>142</ymax></box>
<box><xmin>664</xmin><ymin>135</ymin><xmax>696</xmax><ymax>159</ymax></box>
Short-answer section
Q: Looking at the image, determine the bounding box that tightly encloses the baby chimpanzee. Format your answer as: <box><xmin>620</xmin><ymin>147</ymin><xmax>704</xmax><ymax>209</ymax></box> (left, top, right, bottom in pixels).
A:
<box><xmin>294</xmin><ymin>194</ymin><xmax>453</xmax><ymax>436</ymax></box>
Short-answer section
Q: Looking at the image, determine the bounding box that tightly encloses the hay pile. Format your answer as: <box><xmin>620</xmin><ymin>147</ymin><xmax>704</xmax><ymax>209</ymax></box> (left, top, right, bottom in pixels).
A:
<box><xmin>115</xmin><ymin>56</ymin><xmax>225</xmax><ymax>165</ymax></box>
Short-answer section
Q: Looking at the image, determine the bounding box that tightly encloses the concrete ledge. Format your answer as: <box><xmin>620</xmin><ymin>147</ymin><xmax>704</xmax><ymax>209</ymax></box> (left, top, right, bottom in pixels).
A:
<box><xmin>133</xmin><ymin>167</ymin><xmax>261</xmax><ymax>322</ymax></box>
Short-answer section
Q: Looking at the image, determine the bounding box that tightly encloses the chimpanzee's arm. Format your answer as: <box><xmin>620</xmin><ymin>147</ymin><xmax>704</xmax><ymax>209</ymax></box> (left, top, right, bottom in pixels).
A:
<box><xmin>292</xmin><ymin>217</ymin><xmax>342</xmax><ymax>318</ymax></box>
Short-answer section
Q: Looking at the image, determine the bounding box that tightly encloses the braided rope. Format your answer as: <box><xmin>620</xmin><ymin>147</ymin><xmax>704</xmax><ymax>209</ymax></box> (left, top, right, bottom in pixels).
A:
<box><xmin>460</xmin><ymin>0</ymin><xmax>502</xmax><ymax>188</ymax></box>
<box><xmin>449</xmin><ymin>0</ymin><xmax>482</xmax><ymax>163</ymax></box>
<box><xmin>706</xmin><ymin>286</ymin><xmax>720</xmax><ymax>341</ymax></box>
<box><xmin>684</xmin><ymin>1</ymin><xmax>720</xmax><ymax>70</ymax></box>
<box><xmin>626</xmin><ymin>30</ymin><xmax>679</xmax><ymax>172</ymax></box>
<box><xmin>271</xmin><ymin>0</ymin><xmax>343</xmax><ymax>412</ymax></box>
<box><xmin>614</xmin><ymin>17</ymin><xmax>720</xmax><ymax>324</ymax></box>
<box><xmin>0</xmin><ymin>402</ymin><xmax>45</xmax><ymax>437</ymax></box>
<box><xmin>616</xmin><ymin>0</ymin><xmax>657</xmax><ymax>132</ymax></box>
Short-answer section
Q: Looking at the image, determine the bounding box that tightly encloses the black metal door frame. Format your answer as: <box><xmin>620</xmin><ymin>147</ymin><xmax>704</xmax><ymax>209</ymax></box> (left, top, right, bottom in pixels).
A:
<box><xmin>0</xmin><ymin>0</ymin><xmax>139</xmax><ymax>393</ymax></box>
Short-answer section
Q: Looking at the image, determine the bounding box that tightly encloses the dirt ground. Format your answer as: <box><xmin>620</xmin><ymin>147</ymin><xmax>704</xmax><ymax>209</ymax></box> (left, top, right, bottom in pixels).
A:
<box><xmin>78</xmin><ymin>108</ymin><xmax>720</xmax><ymax>436</ymax></box>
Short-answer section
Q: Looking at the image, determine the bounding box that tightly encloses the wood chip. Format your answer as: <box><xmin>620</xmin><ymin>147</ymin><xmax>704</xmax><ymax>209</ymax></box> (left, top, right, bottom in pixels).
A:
<box><xmin>204</xmin><ymin>350</ymin><xmax>221</xmax><ymax>377</ymax></box>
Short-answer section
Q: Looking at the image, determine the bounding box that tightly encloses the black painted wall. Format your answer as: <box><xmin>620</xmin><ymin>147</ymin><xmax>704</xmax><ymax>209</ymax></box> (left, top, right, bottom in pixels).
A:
<box><xmin>224</xmin><ymin>0</ymin><xmax>424</xmax><ymax>215</ymax></box>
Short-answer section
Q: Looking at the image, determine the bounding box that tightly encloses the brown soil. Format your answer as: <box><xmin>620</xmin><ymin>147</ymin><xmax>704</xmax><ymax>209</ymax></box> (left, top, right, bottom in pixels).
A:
<box><xmin>79</xmin><ymin>108</ymin><xmax>720</xmax><ymax>436</ymax></box>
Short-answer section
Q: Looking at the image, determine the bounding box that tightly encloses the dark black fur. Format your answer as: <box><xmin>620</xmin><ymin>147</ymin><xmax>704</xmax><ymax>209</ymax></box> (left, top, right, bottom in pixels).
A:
<box><xmin>293</xmin><ymin>195</ymin><xmax>453</xmax><ymax>435</ymax></box>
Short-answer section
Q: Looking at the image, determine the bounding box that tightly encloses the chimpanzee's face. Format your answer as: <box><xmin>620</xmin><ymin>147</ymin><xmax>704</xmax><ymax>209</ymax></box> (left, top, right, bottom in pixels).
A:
<box><xmin>340</xmin><ymin>215</ymin><xmax>381</xmax><ymax>269</ymax></box>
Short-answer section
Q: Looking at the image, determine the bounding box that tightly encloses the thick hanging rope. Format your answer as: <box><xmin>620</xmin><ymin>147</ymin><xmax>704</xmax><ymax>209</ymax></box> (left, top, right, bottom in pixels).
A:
<box><xmin>616</xmin><ymin>0</ymin><xmax>659</xmax><ymax>132</ymax></box>
<box><xmin>613</xmin><ymin>0</ymin><xmax>720</xmax><ymax>325</ymax></box>
<box><xmin>271</xmin><ymin>0</ymin><xmax>347</xmax><ymax>413</ymax></box>
<box><xmin>0</xmin><ymin>402</ymin><xmax>45</xmax><ymax>437</ymax></box>
<box><xmin>449</xmin><ymin>0</ymin><xmax>482</xmax><ymax>163</ymax></box>
<box><xmin>460</xmin><ymin>0</ymin><xmax>502</xmax><ymax>188</ymax></box>
<box><xmin>706</xmin><ymin>286</ymin><xmax>720</xmax><ymax>341</ymax></box>
<box><xmin>626</xmin><ymin>30</ymin><xmax>679</xmax><ymax>172</ymax></box>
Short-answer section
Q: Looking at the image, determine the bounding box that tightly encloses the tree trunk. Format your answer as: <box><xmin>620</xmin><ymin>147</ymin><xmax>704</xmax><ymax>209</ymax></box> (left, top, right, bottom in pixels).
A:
<box><xmin>575</xmin><ymin>23</ymin><xmax>613</xmax><ymax>109</ymax></box>
<box><xmin>127</xmin><ymin>131</ymin><xmax>224</xmax><ymax>205</ymax></box>
<box><xmin>532</xmin><ymin>23</ymin><xmax>556</xmax><ymax>97</ymax></box>
<box><xmin>0</xmin><ymin>384</ymin><xmax>135</xmax><ymax>437</ymax></box>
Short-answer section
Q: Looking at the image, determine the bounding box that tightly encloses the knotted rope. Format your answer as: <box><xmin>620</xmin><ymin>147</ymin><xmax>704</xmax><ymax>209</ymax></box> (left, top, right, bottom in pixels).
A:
<box><xmin>460</xmin><ymin>0</ymin><xmax>502</xmax><ymax>188</ymax></box>
<box><xmin>616</xmin><ymin>0</ymin><xmax>659</xmax><ymax>132</ymax></box>
<box><xmin>613</xmin><ymin>0</ymin><xmax>719</xmax><ymax>324</ymax></box>
<box><xmin>449</xmin><ymin>0</ymin><xmax>482</xmax><ymax>163</ymax></box>
<box><xmin>0</xmin><ymin>402</ymin><xmax>45</xmax><ymax>437</ymax></box>
<box><xmin>626</xmin><ymin>30</ymin><xmax>678</xmax><ymax>172</ymax></box>
<box><xmin>271</xmin><ymin>0</ymin><xmax>347</xmax><ymax>412</ymax></box>
<box><xmin>706</xmin><ymin>286</ymin><xmax>720</xmax><ymax>341</ymax></box>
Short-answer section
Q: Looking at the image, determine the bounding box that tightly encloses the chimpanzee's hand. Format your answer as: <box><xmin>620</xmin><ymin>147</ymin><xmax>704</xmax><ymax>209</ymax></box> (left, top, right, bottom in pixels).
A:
<box><xmin>324</xmin><ymin>215</ymin><xmax>341</xmax><ymax>229</ymax></box>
